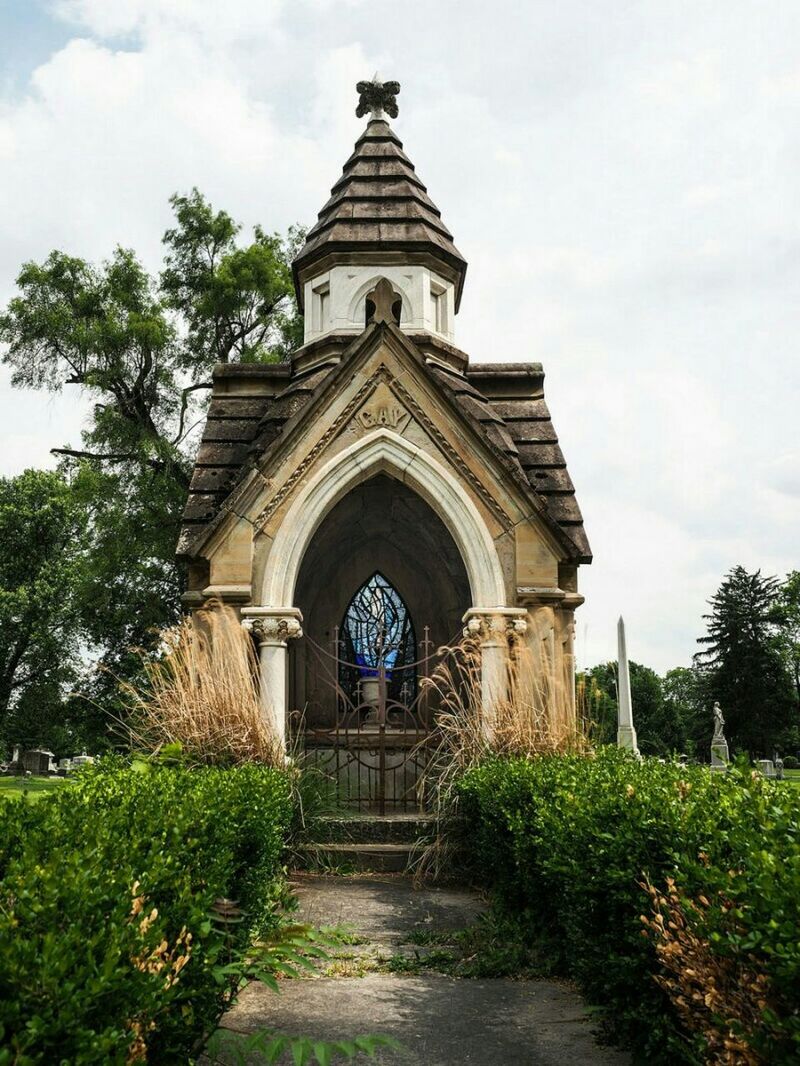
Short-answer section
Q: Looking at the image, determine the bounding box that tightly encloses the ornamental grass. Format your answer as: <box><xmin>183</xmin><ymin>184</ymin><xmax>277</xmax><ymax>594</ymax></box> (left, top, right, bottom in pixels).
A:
<box><xmin>425</xmin><ymin>631</ymin><xmax>587</xmax><ymax>769</ymax></box>
<box><xmin>415</xmin><ymin>632</ymin><xmax>588</xmax><ymax>879</ymax></box>
<box><xmin>123</xmin><ymin>603</ymin><xmax>283</xmax><ymax>767</ymax></box>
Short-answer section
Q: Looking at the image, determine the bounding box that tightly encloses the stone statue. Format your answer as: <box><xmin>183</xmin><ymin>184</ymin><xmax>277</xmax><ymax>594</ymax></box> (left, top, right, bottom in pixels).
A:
<box><xmin>710</xmin><ymin>701</ymin><xmax>729</xmax><ymax>769</ymax></box>
<box><xmin>712</xmin><ymin>701</ymin><xmax>725</xmax><ymax>743</ymax></box>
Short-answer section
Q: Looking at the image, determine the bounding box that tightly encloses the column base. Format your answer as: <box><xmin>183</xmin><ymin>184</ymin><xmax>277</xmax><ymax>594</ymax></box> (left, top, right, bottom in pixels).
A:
<box><xmin>617</xmin><ymin>724</ymin><xmax>639</xmax><ymax>755</ymax></box>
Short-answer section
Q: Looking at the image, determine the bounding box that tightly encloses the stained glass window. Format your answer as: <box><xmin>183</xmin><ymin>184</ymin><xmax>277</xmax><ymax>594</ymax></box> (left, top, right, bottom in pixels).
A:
<box><xmin>339</xmin><ymin>573</ymin><xmax>416</xmax><ymax>705</ymax></box>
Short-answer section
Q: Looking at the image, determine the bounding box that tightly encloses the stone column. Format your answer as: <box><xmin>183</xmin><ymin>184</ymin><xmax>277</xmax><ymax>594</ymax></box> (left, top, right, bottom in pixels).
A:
<box><xmin>462</xmin><ymin>608</ymin><xmax>528</xmax><ymax>739</ymax></box>
<box><xmin>557</xmin><ymin>594</ymin><xmax>583</xmax><ymax>727</ymax></box>
<box><xmin>241</xmin><ymin>608</ymin><xmax>303</xmax><ymax>747</ymax></box>
<box><xmin>516</xmin><ymin>588</ymin><xmax>584</xmax><ymax>734</ymax></box>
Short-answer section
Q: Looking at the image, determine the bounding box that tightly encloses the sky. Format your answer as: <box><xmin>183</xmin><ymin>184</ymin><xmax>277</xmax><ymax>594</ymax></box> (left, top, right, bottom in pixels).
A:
<box><xmin>0</xmin><ymin>0</ymin><xmax>798</xmax><ymax>673</ymax></box>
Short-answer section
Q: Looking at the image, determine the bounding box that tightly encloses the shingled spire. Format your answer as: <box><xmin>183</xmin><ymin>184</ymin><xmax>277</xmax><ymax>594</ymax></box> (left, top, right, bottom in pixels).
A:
<box><xmin>292</xmin><ymin>79</ymin><xmax>467</xmax><ymax>320</ymax></box>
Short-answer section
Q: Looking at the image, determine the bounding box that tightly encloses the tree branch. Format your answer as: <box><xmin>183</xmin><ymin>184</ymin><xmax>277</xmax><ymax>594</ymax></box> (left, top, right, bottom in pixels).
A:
<box><xmin>52</xmin><ymin>448</ymin><xmax>143</xmax><ymax>464</ymax></box>
<box><xmin>171</xmin><ymin>381</ymin><xmax>212</xmax><ymax>446</ymax></box>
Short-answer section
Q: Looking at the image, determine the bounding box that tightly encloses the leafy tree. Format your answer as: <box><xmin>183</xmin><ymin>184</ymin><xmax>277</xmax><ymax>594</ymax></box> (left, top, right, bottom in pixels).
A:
<box><xmin>0</xmin><ymin>470</ymin><xmax>88</xmax><ymax>753</ymax></box>
<box><xmin>582</xmin><ymin>661</ymin><xmax>686</xmax><ymax>755</ymax></box>
<box><xmin>579</xmin><ymin>666</ymin><xmax>617</xmax><ymax>746</ymax></box>
<box><xmin>694</xmin><ymin>566</ymin><xmax>793</xmax><ymax>756</ymax></box>
<box><xmin>662</xmin><ymin>665</ymin><xmax>707</xmax><ymax>758</ymax></box>
<box><xmin>161</xmin><ymin>189</ymin><xmax>304</xmax><ymax>366</ymax></box>
<box><xmin>0</xmin><ymin>192</ymin><xmax>302</xmax><ymax>711</ymax></box>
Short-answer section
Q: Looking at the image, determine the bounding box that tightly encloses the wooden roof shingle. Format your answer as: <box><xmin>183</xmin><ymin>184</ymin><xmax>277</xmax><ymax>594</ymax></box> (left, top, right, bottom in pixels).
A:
<box><xmin>179</xmin><ymin>341</ymin><xmax>590</xmax><ymax>564</ymax></box>
<box><xmin>292</xmin><ymin>119</ymin><xmax>468</xmax><ymax>310</ymax></box>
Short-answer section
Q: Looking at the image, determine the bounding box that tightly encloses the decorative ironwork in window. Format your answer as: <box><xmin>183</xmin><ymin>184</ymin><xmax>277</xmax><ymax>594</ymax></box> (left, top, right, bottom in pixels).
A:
<box><xmin>338</xmin><ymin>572</ymin><xmax>416</xmax><ymax>706</ymax></box>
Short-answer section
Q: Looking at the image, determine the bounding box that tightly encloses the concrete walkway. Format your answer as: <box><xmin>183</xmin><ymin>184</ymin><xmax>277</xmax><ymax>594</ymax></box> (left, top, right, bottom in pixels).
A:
<box><xmin>210</xmin><ymin>875</ymin><xmax>631</xmax><ymax>1066</ymax></box>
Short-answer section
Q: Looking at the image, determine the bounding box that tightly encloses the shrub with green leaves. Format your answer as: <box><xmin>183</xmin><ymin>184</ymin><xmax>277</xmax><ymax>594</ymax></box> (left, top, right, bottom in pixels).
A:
<box><xmin>0</xmin><ymin>760</ymin><xmax>292</xmax><ymax>1063</ymax></box>
<box><xmin>459</xmin><ymin>749</ymin><xmax>800</xmax><ymax>1065</ymax></box>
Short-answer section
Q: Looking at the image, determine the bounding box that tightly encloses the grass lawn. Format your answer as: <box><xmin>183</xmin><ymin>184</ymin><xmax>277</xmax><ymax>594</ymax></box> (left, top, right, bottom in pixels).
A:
<box><xmin>0</xmin><ymin>775</ymin><xmax>66</xmax><ymax>802</ymax></box>
<box><xmin>784</xmin><ymin>769</ymin><xmax>800</xmax><ymax>787</ymax></box>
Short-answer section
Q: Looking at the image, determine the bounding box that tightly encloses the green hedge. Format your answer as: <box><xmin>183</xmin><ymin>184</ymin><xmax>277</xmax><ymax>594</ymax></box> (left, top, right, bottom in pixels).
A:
<box><xmin>0</xmin><ymin>761</ymin><xmax>292</xmax><ymax>1064</ymax></box>
<box><xmin>459</xmin><ymin>749</ymin><xmax>800</xmax><ymax>1064</ymax></box>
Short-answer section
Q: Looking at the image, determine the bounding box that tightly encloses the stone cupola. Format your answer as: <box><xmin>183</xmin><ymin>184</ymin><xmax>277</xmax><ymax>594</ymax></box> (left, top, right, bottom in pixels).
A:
<box><xmin>293</xmin><ymin>78</ymin><xmax>467</xmax><ymax>347</ymax></box>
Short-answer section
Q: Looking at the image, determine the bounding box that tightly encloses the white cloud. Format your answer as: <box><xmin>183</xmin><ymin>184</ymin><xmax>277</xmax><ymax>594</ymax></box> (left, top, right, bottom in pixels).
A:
<box><xmin>0</xmin><ymin>0</ymin><xmax>798</xmax><ymax>673</ymax></box>
<box><xmin>53</xmin><ymin>0</ymin><xmax>288</xmax><ymax>41</ymax></box>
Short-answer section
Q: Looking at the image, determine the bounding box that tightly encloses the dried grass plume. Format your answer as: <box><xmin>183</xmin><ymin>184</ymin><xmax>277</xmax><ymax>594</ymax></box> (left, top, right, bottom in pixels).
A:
<box><xmin>122</xmin><ymin>603</ymin><xmax>283</xmax><ymax>766</ymax></box>
<box><xmin>415</xmin><ymin>631</ymin><xmax>589</xmax><ymax>880</ymax></box>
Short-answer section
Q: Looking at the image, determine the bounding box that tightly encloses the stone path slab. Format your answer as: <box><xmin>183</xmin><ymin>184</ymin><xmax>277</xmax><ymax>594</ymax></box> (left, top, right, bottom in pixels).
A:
<box><xmin>292</xmin><ymin>872</ymin><xmax>486</xmax><ymax>944</ymax></box>
<box><xmin>209</xmin><ymin>875</ymin><xmax>631</xmax><ymax>1066</ymax></box>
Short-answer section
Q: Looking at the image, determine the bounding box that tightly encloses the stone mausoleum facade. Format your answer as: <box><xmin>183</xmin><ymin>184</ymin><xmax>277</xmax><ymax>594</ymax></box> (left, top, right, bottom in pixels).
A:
<box><xmin>177</xmin><ymin>80</ymin><xmax>590</xmax><ymax>799</ymax></box>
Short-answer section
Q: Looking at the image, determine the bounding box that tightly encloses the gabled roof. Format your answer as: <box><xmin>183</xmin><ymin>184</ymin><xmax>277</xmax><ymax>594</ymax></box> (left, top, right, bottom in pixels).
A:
<box><xmin>178</xmin><ymin>328</ymin><xmax>591</xmax><ymax>565</ymax></box>
<box><xmin>466</xmin><ymin>365</ymin><xmax>592</xmax><ymax>561</ymax></box>
<box><xmin>292</xmin><ymin>119</ymin><xmax>468</xmax><ymax>310</ymax></box>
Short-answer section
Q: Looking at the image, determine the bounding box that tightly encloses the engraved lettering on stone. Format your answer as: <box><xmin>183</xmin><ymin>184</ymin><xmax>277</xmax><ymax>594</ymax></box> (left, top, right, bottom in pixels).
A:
<box><xmin>357</xmin><ymin>404</ymin><xmax>409</xmax><ymax>430</ymax></box>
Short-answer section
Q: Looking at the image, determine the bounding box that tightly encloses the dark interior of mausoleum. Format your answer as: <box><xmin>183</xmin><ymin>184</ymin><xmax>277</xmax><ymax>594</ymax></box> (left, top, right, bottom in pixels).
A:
<box><xmin>292</xmin><ymin>473</ymin><xmax>471</xmax><ymax>729</ymax></box>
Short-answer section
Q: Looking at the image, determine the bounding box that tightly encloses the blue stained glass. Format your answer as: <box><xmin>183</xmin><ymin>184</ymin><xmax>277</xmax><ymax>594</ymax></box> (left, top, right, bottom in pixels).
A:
<box><xmin>338</xmin><ymin>573</ymin><xmax>418</xmax><ymax>718</ymax></box>
<box><xmin>344</xmin><ymin>573</ymin><xmax>410</xmax><ymax>677</ymax></box>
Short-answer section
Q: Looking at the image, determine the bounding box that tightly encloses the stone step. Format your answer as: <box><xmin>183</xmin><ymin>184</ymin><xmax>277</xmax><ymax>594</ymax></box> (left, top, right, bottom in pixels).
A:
<box><xmin>301</xmin><ymin>842</ymin><xmax>417</xmax><ymax>873</ymax></box>
<box><xmin>315</xmin><ymin>814</ymin><xmax>435</xmax><ymax>845</ymax></box>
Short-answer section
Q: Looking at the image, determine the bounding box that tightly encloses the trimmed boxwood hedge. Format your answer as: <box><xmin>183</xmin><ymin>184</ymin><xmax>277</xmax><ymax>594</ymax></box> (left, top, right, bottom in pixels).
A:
<box><xmin>459</xmin><ymin>749</ymin><xmax>800</xmax><ymax>1064</ymax></box>
<box><xmin>0</xmin><ymin>760</ymin><xmax>292</xmax><ymax>1064</ymax></box>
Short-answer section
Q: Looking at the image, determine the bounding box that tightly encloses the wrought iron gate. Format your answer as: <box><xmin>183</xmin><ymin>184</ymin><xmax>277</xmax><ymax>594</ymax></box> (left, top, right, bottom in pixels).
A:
<box><xmin>290</xmin><ymin>627</ymin><xmax>440</xmax><ymax>814</ymax></box>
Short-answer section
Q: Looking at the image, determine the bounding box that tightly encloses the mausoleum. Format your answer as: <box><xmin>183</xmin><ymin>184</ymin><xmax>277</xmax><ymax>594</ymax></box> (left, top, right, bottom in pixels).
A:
<box><xmin>177</xmin><ymin>79</ymin><xmax>590</xmax><ymax>806</ymax></box>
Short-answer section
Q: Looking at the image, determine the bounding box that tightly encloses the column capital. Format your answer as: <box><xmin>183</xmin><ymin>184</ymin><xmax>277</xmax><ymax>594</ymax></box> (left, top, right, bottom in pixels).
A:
<box><xmin>241</xmin><ymin>607</ymin><xmax>303</xmax><ymax>644</ymax></box>
<box><xmin>462</xmin><ymin>607</ymin><xmax>528</xmax><ymax>641</ymax></box>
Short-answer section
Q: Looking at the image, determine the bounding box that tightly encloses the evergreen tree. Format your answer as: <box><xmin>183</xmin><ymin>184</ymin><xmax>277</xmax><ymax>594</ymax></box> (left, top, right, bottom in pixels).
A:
<box><xmin>694</xmin><ymin>566</ymin><xmax>793</xmax><ymax>756</ymax></box>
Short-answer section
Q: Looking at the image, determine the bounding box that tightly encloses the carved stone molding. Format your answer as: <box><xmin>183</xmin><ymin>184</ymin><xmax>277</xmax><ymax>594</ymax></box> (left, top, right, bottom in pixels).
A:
<box><xmin>516</xmin><ymin>585</ymin><xmax>566</xmax><ymax>605</ymax></box>
<box><xmin>462</xmin><ymin>608</ymin><xmax>528</xmax><ymax>642</ymax></box>
<box><xmin>388</xmin><ymin>375</ymin><xmax>513</xmax><ymax>532</ymax></box>
<box><xmin>255</xmin><ymin>370</ymin><xmax>391</xmax><ymax>530</ymax></box>
<box><xmin>241</xmin><ymin>608</ymin><xmax>303</xmax><ymax>644</ymax></box>
<box><xmin>263</xmin><ymin>429</ymin><xmax>508</xmax><ymax>610</ymax></box>
<box><xmin>254</xmin><ymin>362</ymin><xmax>513</xmax><ymax>535</ymax></box>
<box><xmin>516</xmin><ymin>587</ymin><xmax>584</xmax><ymax>613</ymax></box>
<box><xmin>561</xmin><ymin>592</ymin><xmax>585</xmax><ymax>611</ymax></box>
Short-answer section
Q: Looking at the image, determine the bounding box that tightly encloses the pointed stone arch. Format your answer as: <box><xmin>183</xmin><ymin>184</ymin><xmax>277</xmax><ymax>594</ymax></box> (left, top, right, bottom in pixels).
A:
<box><xmin>260</xmin><ymin>428</ymin><xmax>507</xmax><ymax>611</ymax></box>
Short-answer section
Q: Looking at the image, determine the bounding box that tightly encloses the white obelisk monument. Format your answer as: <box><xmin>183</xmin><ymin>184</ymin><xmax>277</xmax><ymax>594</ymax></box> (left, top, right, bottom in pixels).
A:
<box><xmin>617</xmin><ymin>616</ymin><xmax>639</xmax><ymax>754</ymax></box>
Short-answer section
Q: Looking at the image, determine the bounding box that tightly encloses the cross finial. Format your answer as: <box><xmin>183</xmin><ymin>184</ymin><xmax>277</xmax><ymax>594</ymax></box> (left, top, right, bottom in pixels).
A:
<box><xmin>356</xmin><ymin>76</ymin><xmax>400</xmax><ymax>121</ymax></box>
<box><xmin>366</xmin><ymin>278</ymin><xmax>401</xmax><ymax>325</ymax></box>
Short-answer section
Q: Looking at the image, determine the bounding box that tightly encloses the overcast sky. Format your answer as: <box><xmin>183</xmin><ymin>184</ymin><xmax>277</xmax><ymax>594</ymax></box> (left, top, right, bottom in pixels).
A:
<box><xmin>1</xmin><ymin>0</ymin><xmax>798</xmax><ymax>673</ymax></box>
